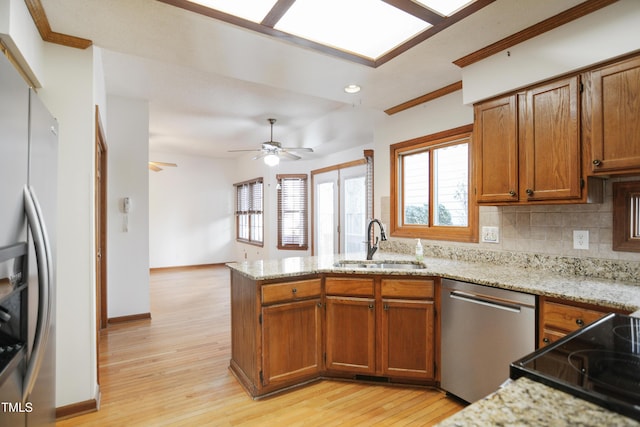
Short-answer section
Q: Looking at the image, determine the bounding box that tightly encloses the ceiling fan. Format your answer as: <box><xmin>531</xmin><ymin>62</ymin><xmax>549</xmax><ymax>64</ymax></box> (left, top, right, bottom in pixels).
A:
<box><xmin>148</xmin><ymin>161</ymin><xmax>178</xmax><ymax>172</ymax></box>
<box><xmin>229</xmin><ymin>118</ymin><xmax>313</xmax><ymax>166</ymax></box>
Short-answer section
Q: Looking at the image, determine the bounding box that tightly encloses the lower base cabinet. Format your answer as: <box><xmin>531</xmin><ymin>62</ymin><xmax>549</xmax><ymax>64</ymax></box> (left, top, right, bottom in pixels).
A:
<box><xmin>382</xmin><ymin>298</ymin><xmax>434</xmax><ymax>379</ymax></box>
<box><xmin>325</xmin><ymin>295</ymin><xmax>376</xmax><ymax>374</ymax></box>
<box><xmin>262</xmin><ymin>298</ymin><xmax>322</xmax><ymax>387</ymax></box>
<box><xmin>539</xmin><ymin>296</ymin><xmax>631</xmax><ymax>347</ymax></box>
<box><xmin>324</xmin><ymin>276</ymin><xmax>437</xmax><ymax>382</ymax></box>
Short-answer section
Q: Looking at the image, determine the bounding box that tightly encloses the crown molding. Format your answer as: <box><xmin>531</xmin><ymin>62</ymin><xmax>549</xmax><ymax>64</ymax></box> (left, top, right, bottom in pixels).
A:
<box><xmin>453</xmin><ymin>0</ymin><xmax>618</xmax><ymax>68</ymax></box>
<box><xmin>24</xmin><ymin>0</ymin><xmax>92</xmax><ymax>49</ymax></box>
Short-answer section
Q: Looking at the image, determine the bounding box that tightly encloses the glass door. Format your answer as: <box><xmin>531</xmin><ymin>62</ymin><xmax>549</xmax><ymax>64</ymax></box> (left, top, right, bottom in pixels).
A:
<box><xmin>313</xmin><ymin>164</ymin><xmax>367</xmax><ymax>256</ymax></box>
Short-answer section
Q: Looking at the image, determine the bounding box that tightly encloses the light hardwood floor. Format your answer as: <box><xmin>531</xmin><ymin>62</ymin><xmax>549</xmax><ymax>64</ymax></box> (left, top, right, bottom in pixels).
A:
<box><xmin>56</xmin><ymin>265</ymin><xmax>465</xmax><ymax>426</ymax></box>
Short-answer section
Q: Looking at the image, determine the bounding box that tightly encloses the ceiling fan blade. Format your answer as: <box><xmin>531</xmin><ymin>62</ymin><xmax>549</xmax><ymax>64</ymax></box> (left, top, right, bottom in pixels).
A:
<box><xmin>148</xmin><ymin>163</ymin><xmax>162</xmax><ymax>172</ymax></box>
<box><xmin>252</xmin><ymin>152</ymin><xmax>269</xmax><ymax>160</ymax></box>
<box><xmin>149</xmin><ymin>161</ymin><xmax>177</xmax><ymax>168</ymax></box>
<box><xmin>228</xmin><ymin>149</ymin><xmax>262</xmax><ymax>153</ymax></box>
<box><xmin>279</xmin><ymin>150</ymin><xmax>301</xmax><ymax>160</ymax></box>
<box><xmin>282</xmin><ymin>147</ymin><xmax>313</xmax><ymax>152</ymax></box>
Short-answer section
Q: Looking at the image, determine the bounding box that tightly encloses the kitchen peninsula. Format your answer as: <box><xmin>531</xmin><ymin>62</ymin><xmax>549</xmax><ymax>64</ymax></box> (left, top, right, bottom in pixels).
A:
<box><xmin>227</xmin><ymin>250</ymin><xmax>640</xmax><ymax>423</ymax></box>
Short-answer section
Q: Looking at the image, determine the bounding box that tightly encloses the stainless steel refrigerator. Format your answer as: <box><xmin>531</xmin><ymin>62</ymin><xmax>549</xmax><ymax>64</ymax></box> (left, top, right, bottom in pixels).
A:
<box><xmin>0</xmin><ymin>52</ymin><xmax>57</xmax><ymax>426</ymax></box>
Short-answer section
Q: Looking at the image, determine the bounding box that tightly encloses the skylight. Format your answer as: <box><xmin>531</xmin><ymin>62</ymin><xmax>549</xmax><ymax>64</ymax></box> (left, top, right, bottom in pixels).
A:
<box><xmin>275</xmin><ymin>0</ymin><xmax>431</xmax><ymax>59</ymax></box>
<box><xmin>414</xmin><ymin>0</ymin><xmax>476</xmax><ymax>17</ymax></box>
<box><xmin>175</xmin><ymin>0</ymin><xmax>481</xmax><ymax>66</ymax></box>
<box><xmin>188</xmin><ymin>0</ymin><xmax>278</xmax><ymax>23</ymax></box>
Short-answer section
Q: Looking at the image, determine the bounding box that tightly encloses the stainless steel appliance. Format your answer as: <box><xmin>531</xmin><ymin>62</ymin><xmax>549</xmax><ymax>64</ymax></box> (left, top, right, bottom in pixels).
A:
<box><xmin>511</xmin><ymin>313</ymin><xmax>640</xmax><ymax>421</ymax></box>
<box><xmin>441</xmin><ymin>278</ymin><xmax>536</xmax><ymax>403</ymax></box>
<box><xmin>0</xmin><ymin>53</ymin><xmax>57</xmax><ymax>426</ymax></box>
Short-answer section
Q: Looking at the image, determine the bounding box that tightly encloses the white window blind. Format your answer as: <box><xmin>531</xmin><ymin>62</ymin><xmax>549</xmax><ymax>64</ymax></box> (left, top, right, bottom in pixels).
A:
<box><xmin>277</xmin><ymin>174</ymin><xmax>308</xmax><ymax>250</ymax></box>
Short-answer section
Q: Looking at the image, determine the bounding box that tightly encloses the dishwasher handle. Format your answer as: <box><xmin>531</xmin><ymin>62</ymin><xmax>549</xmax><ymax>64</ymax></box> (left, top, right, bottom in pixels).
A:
<box><xmin>448</xmin><ymin>290</ymin><xmax>528</xmax><ymax>313</ymax></box>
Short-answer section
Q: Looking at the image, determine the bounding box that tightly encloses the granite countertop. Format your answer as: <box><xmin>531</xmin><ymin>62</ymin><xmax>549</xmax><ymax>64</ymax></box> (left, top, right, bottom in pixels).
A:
<box><xmin>435</xmin><ymin>377</ymin><xmax>640</xmax><ymax>427</ymax></box>
<box><xmin>227</xmin><ymin>252</ymin><xmax>640</xmax><ymax>423</ymax></box>
<box><xmin>226</xmin><ymin>251</ymin><xmax>640</xmax><ymax>312</ymax></box>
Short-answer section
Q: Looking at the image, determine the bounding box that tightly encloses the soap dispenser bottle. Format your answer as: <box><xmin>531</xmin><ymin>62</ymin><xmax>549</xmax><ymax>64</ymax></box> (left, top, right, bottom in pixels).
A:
<box><xmin>415</xmin><ymin>239</ymin><xmax>423</xmax><ymax>262</ymax></box>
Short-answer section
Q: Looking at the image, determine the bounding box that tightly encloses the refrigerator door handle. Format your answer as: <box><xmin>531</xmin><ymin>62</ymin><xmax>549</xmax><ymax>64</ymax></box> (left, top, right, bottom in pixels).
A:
<box><xmin>22</xmin><ymin>185</ymin><xmax>53</xmax><ymax>403</ymax></box>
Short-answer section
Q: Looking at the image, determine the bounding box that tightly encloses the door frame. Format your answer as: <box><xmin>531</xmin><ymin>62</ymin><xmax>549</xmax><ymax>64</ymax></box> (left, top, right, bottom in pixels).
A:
<box><xmin>94</xmin><ymin>106</ymin><xmax>108</xmax><ymax>382</ymax></box>
<box><xmin>310</xmin><ymin>151</ymin><xmax>373</xmax><ymax>256</ymax></box>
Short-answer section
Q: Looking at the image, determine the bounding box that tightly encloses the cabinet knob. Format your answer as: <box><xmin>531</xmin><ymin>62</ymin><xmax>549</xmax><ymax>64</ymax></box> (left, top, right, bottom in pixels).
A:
<box><xmin>509</xmin><ymin>190</ymin><xmax>516</xmax><ymax>197</ymax></box>
<box><xmin>576</xmin><ymin>318</ymin><xmax>584</xmax><ymax>327</ymax></box>
<box><xmin>383</xmin><ymin>304</ymin><xmax>389</xmax><ymax>311</ymax></box>
<box><xmin>368</xmin><ymin>304</ymin><xmax>374</xmax><ymax>310</ymax></box>
<box><xmin>292</xmin><ymin>288</ymin><xmax>297</xmax><ymax>294</ymax></box>
<box><xmin>542</xmin><ymin>337</ymin><xmax>550</xmax><ymax>344</ymax></box>
<box><xmin>592</xmin><ymin>159</ymin><xmax>602</xmax><ymax>166</ymax></box>
<box><xmin>526</xmin><ymin>188</ymin><xmax>534</xmax><ymax>196</ymax></box>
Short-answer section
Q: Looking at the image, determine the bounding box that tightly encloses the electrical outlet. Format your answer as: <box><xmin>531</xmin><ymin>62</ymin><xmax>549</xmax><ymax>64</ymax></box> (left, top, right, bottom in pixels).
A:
<box><xmin>573</xmin><ymin>230</ymin><xmax>589</xmax><ymax>250</ymax></box>
<box><xmin>481</xmin><ymin>226</ymin><xmax>499</xmax><ymax>243</ymax></box>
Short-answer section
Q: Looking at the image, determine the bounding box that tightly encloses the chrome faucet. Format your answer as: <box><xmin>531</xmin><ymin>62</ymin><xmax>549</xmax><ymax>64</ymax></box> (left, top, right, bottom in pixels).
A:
<box><xmin>366</xmin><ymin>219</ymin><xmax>387</xmax><ymax>260</ymax></box>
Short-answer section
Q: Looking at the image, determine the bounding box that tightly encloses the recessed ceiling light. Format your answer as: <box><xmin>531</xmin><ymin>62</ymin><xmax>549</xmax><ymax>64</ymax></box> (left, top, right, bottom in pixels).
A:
<box><xmin>344</xmin><ymin>84</ymin><xmax>361</xmax><ymax>94</ymax></box>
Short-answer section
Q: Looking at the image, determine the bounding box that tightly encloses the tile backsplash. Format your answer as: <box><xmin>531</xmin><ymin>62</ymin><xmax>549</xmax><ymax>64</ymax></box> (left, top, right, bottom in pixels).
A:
<box><xmin>379</xmin><ymin>177</ymin><xmax>640</xmax><ymax>282</ymax></box>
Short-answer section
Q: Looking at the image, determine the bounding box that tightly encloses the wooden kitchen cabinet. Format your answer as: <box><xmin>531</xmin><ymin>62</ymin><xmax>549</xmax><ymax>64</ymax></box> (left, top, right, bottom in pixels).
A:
<box><xmin>521</xmin><ymin>76</ymin><xmax>581</xmax><ymax>202</ymax></box>
<box><xmin>538</xmin><ymin>296</ymin><xmax>630</xmax><ymax>348</ymax></box>
<box><xmin>474</xmin><ymin>94</ymin><xmax>519</xmax><ymax>203</ymax></box>
<box><xmin>230</xmin><ymin>271</ymin><xmax>322</xmax><ymax>397</ymax></box>
<box><xmin>325</xmin><ymin>276</ymin><xmax>437</xmax><ymax>382</ymax></box>
<box><xmin>587</xmin><ymin>54</ymin><xmax>640</xmax><ymax>175</ymax></box>
<box><xmin>262</xmin><ymin>296</ymin><xmax>322</xmax><ymax>388</ymax></box>
<box><xmin>381</xmin><ymin>279</ymin><xmax>435</xmax><ymax>379</ymax></box>
<box><xmin>475</xmin><ymin>75</ymin><xmax>599</xmax><ymax>205</ymax></box>
<box><xmin>325</xmin><ymin>277</ymin><xmax>376</xmax><ymax>374</ymax></box>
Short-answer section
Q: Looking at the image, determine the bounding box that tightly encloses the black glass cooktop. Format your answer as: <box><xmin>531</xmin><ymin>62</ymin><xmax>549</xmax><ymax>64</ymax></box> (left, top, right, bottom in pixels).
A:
<box><xmin>511</xmin><ymin>313</ymin><xmax>640</xmax><ymax>421</ymax></box>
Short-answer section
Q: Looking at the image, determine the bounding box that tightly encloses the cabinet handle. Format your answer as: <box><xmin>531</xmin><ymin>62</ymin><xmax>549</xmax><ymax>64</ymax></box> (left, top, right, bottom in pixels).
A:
<box><xmin>542</xmin><ymin>337</ymin><xmax>550</xmax><ymax>344</ymax></box>
<box><xmin>592</xmin><ymin>159</ymin><xmax>602</xmax><ymax>166</ymax></box>
<box><xmin>509</xmin><ymin>190</ymin><xmax>516</xmax><ymax>197</ymax></box>
<box><xmin>383</xmin><ymin>304</ymin><xmax>389</xmax><ymax>311</ymax></box>
<box><xmin>576</xmin><ymin>318</ymin><xmax>584</xmax><ymax>327</ymax></box>
<box><xmin>526</xmin><ymin>188</ymin><xmax>534</xmax><ymax>196</ymax></box>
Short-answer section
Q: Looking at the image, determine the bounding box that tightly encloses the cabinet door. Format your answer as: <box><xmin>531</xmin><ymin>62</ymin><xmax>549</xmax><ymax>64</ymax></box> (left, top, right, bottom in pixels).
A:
<box><xmin>590</xmin><ymin>55</ymin><xmax>640</xmax><ymax>174</ymax></box>
<box><xmin>262</xmin><ymin>299</ymin><xmax>322</xmax><ymax>387</ymax></box>
<box><xmin>325</xmin><ymin>296</ymin><xmax>375</xmax><ymax>374</ymax></box>
<box><xmin>522</xmin><ymin>76</ymin><xmax>582</xmax><ymax>201</ymax></box>
<box><xmin>381</xmin><ymin>299</ymin><xmax>434</xmax><ymax>379</ymax></box>
<box><xmin>474</xmin><ymin>95</ymin><xmax>519</xmax><ymax>203</ymax></box>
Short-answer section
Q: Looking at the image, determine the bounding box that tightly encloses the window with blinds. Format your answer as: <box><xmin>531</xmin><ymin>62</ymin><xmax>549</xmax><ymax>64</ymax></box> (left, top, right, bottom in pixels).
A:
<box><xmin>234</xmin><ymin>178</ymin><xmax>263</xmax><ymax>245</ymax></box>
<box><xmin>277</xmin><ymin>174</ymin><xmax>308</xmax><ymax>250</ymax></box>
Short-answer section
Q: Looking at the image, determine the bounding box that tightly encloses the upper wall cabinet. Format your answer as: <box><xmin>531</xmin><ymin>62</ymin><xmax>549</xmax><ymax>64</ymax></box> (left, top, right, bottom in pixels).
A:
<box><xmin>587</xmin><ymin>55</ymin><xmax>640</xmax><ymax>176</ymax></box>
<box><xmin>474</xmin><ymin>95</ymin><xmax>518</xmax><ymax>203</ymax></box>
<box><xmin>475</xmin><ymin>76</ymin><xmax>592</xmax><ymax>205</ymax></box>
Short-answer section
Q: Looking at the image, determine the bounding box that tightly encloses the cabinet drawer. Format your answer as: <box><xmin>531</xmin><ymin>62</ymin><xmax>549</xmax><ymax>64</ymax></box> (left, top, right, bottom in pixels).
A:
<box><xmin>325</xmin><ymin>277</ymin><xmax>374</xmax><ymax>297</ymax></box>
<box><xmin>543</xmin><ymin>301</ymin><xmax>606</xmax><ymax>332</ymax></box>
<box><xmin>540</xmin><ymin>329</ymin><xmax>566</xmax><ymax>347</ymax></box>
<box><xmin>381</xmin><ymin>279</ymin><xmax>434</xmax><ymax>299</ymax></box>
<box><xmin>262</xmin><ymin>279</ymin><xmax>321</xmax><ymax>305</ymax></box>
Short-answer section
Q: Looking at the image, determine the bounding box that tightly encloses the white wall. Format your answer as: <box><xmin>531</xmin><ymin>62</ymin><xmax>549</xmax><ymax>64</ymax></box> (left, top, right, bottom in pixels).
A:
<box><xmin>106</xmin><ymin>95</ymin><xmax>150</xmax><ymax>318</ymax></box>
<box><xmin>38</xmin><ymin>43</ymin><xmax>98</xmax><ymax>408</ymax></box>
<box><xmin>149</xmin><ymin>152</ymin><xmax>236</xmax><ymax>268</ymax></box>
<box><xmin>463</xmin><ymin>0</ymin><xmax>640</xmax><ymax>104</ymax></box>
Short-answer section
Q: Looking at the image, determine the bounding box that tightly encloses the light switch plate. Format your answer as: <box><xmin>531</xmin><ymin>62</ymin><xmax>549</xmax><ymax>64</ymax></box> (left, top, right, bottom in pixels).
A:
<box><xmin>481</xmin><ymin>226</ymin><xmax>499</xmax><ymax>243</ymax></box>
<box><xmin>573</xmin><ymin>230</ymin><xmax>589</xmax><ymax>250</ymax></box>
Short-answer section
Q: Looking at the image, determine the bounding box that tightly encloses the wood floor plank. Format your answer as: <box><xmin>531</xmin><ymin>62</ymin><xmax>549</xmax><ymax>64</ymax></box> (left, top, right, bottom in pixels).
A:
<box><xmin>56</xmin><ymin>265</ymin><xmax>465</xmax><ymax>426</ymax></box>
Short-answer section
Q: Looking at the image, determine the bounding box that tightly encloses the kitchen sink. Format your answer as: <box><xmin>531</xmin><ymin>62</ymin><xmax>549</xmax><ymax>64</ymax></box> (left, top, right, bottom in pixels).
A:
<box><xmin>332</xmin><ymin>261</ymin><xmax>425</xmax><ymax>270</ymax></box>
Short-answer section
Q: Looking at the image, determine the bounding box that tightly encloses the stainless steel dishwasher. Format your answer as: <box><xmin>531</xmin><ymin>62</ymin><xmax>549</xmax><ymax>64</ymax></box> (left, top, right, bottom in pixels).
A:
<box><xmin>440</xmin><ymin>278</ymin><xmax>536</xmax><ymax>403</ymax></box>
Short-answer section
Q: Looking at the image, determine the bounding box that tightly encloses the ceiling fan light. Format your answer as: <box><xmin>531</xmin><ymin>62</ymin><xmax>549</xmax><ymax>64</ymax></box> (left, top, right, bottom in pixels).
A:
<box><xmin>264</xmin><ymin>153</ymin><xmax>280</xmax><ymax>166</ymax></box>
<box><xmin>344</xmin><ymin>84</ymin><xmax>361</xmax><ymax>94</ymax></box>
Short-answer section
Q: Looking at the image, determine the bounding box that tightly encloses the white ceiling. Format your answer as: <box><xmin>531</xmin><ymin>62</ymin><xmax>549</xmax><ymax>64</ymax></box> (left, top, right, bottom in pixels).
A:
<box><xmin>40</xmin><ymin>0</ymin><xmax>585</xmax><ymax>160</ymax></box>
